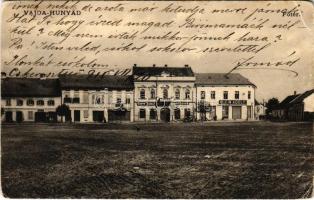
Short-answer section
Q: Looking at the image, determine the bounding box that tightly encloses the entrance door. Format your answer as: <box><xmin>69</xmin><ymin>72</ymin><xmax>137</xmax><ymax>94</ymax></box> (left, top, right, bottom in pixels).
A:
<box><xmin>174</xmin><ymin>109</ymin><xmax>181</xmax><ymax>120</ymax></box>
<box><xmin>232</xmin><ymin>106</ymin><xmax>242</xmax><ymax>120</ymax></box>
<box><xmin>47</xmin><ymin>112</ymin><xmax>57</xmax><ymax>122</ymax></box>
<box><xmin>184</xmin><ymin>109</ymin><xmax>191</xmax><ymax>118</ymax></box>
<box><xmin>108</xmin><ymin>110</ymin><xmax>130</xmax><ymax>122</ymax></box>
<box><xmin>93</xmin><ymin>111</ymin><xmax>104</xmax><ymax>122</ymax></box>
<box><xmin>222</xmin><ymin>106</ymin><xmax>229</xmax><ymax>120</ymax></box>
<box><xmin>74</xmin><ymin>110</ymin><xmax>80</xmax><ymax>122</ymax></box>
<box><xmin>247</xmin><ymin>106</ymin><xmax>252</xmax><ymax>119</ymax></box>
<box><xmin>16</xmin><ymin>111</ymin><xmax>23</xmax><ymax>123</ymax></box>
<box><xmin>35</xmin><ymin>111</ymin><xmax>46</xmax><ymax>122</ymax></box>
<box><xmin>5</xmin><ymin>111</ymin><xmax>13</xmax><ymax>122</ymax></box>
<box><xmin>160</xmin><ymin>108</ymin><xmax>170</xmax><ymax>122</ymax></box>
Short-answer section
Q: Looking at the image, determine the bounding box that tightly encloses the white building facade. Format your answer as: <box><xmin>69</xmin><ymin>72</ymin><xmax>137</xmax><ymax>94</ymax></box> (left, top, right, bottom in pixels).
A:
<box><xmin>195</xmin><ymin>73</ymin><xmax>256</xmax><ymax>121</ymax></box>
<box><xmin>1</xmin><ymin>78</ymin><xmax>61</xmax><ymax>122</ymax></box>
<box><xmin>1</xmin><ymin>65</ymin><xmax>258</xmax><ymax>123</ymax></box>
<box><xmin>59</xmin><ymin>75</ymin><xmax>134</xmax><ymax>123</ymax></box>
<box><xmin>133</xmin><ymin>65</ymin><xmax>195</xmax><ymax>122</ymax></box>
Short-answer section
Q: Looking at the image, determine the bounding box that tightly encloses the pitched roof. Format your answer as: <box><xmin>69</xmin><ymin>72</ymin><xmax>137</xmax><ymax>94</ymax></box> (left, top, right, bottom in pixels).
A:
<box><xmin>279</xmin><ymin>94</ymin><xmax>300</xmax><ymax>107</ymax></box>
<box><xmin>133</xmin><ymin>65</ymin><xmax>194</xmax><ymax>77</ymax></box>
<box><xmin>59</xmin><ymin>75</ymin><xmax>134</xmax><ymax>90</ymax></box>
<box><xmin>195</xmin><ymin>73</ymin><xmax>256</xmax><ymax>86</ymax></box>
<box><xmin>289</xmin><ymin>89</ymin><xmax>314</xmax><ymax>104</ymax></box>
<box><xmin>1</xmin><ymin>78</ymin><xmax>60</xmax><ymax>97</ymax></box>
<box><xmin>255</xmin><ymin>99</ymin><xmax>264</xmax><ymax>105</ymax></box>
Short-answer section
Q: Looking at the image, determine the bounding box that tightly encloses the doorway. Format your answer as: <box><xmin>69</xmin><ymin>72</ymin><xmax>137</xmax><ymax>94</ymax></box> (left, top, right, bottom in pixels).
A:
<box><xmin>35</xmin><ymin>111</ymin><xmax>46</xmax><ymax>122</ymax></box>
<box><xmin>174</xmin><ymin>109</ymin><xmax>181</xmax><ymax>120</ymax></box>
<box><xmin>160</xmin><ymin>108</ymin><xmax>170</xmax><ymax>122</ymax></box>
<box><xmin>16</xmin><ymin>111</ymin><xmax>23</xmax><ymax>123</ymax></box>
<box><xmin>74</xmin><ymin>110</ymin><xmax>80</xmax><ymax>122</ymax></box>
<box><xmin>5</xmin><ymin>111</ymin><xmax>13</xmax><ymax>122</ymax></box>
<box><xmin>93</xmin><ymin>111</ymin><xmax>104</xmax><ymax>122</ymax></box>
<box><xmin>247</xmin><ymin>106</ymin><xmax>252</xmax><ymax>119</ymax></box>
<box><xmin>232</xmin><ymin>106</ymin><xmax>242</xmax><ymax>120</ymax></box>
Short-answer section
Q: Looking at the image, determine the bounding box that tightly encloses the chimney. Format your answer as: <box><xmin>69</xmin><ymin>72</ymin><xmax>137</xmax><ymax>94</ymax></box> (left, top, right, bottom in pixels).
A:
<box><xmin>184</xmin><ymin>64</ymin><xmax>189</xmax><ymax>68</ymax></box>
<box><xmin>133</xmin><ymin>64</ymin><xmax>137</xmax><ymax>67</ymax></box>
<box><xmin>164</xmin><ymin>64</ymin><xmax>168</xmax><ymax>67</ymax></box>
<box><xmin>153</xmin><ymin>64</ymin><xmax>156</xmax><ymax>67</ymax></box>
<box><xmin>294</xmin><ymin>91</ymin><xmax>297</xmax><ymax>95</ymax></box>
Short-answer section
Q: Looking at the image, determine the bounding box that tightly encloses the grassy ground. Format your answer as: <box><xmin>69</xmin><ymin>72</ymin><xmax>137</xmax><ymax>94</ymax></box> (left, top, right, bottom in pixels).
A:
<box><xmin>1</xmin><ymin>121</ymin><xmax>313</xmax><ymax>198</ymax></box>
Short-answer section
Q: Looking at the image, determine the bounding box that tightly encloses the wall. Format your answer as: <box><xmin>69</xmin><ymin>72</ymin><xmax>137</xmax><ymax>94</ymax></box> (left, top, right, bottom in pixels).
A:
<box><xmin>1</xmin><ymin>97</ymin><xmax>61</xmax><ymax>122</ymax></box>
<box><xmin>304</xmin><ymin>93</ymin><xmax>314</xmax><ymax>112</ymax></box>
<box><xmin>62</xmin><ymin>89</ymin><xmax>134</xmax><ymax>122</ymax></box>
<box><xmin>134</xmin><ymin>79</ymin><xmax>195</xmax><ymax>121</ymax></box>
<box><xmin>195</xmin><ymin>85</ymin><xmax>255</xmax><ymax>120</ymax></box>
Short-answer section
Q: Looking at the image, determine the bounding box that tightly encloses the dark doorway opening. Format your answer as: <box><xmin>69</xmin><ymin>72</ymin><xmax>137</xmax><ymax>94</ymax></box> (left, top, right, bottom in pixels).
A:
<box><xmin>174</xmin><ymin>109</ymin><xmax>181</xmax><ymax>120</ymax></box>
<box><xmin>35</xmin><ymin>112</ymin><xmax>46</xmax><ymax>122</ymax></box>
<box><xmin>93</xmin><ymin>111</ymin><xmax>104</xmax><ymax>122</ymax></box>
<box><xmin>160</xmin><ymin>108</ymin><xmax>170</xmax><ymax>122</ymax></box>
<box><xmin>150</xmin><ymin>109</ymin><xmax>157</xmax><ymax>120</ymax></box>
<box><xmin>5</xmin><ymin>111</ymin><xmax>13</xmax><ymax>122</ymax></box>
<box><xmin>47</xmin><ymin>112</ymin><xmax>57</xmax><ymax>122</ymax></box>
<box><xmin>184</xmin><ymin>109</ymin><xmax>191</xmax><ymax>118</ymax></box>
<box><xmin>16</xmin><ymin>111</ymin><xmax>23</xmax><ymax>123</ymax></box>
<box><xmin>74</xmin><ymin>110</ymin><xmax>80</xmax><ymax>122</ymax></box>
<box><xmin>108</xmin><ymin>110</ymin><xmax>130</xmax><ymax>122</ymax></box>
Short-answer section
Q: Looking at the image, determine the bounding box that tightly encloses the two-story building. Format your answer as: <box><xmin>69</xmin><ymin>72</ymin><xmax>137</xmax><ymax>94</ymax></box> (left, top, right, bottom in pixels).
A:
<box><xmin>59</xmin><ymin>75</ymin><xmax>134</xmax><ymax>123</ymax></box>
<box><xmin>1</xmin><ymin>65</ymin><xmax>258</xmax><ymax>123</ymax></box>
<box><xmin>133</xmin><ymin>64</ymin><xmax>196</xmax><ymax>122</ymax></box>
<box><xmin>1</xmin><ymin>78</ymin><xmax>61</xmax><ymax>122</ymax></box>
<box><xmin>195</xmin><ymin>73</ymin><xmax>256</xmax><ymax>120</ymax></box>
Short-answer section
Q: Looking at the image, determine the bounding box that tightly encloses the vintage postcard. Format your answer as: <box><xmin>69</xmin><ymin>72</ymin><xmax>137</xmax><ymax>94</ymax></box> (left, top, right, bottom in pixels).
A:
<box><xmin>1</xmin><ymin>0</ymin><xmax>313</xmax><ymax>198</ymax></box>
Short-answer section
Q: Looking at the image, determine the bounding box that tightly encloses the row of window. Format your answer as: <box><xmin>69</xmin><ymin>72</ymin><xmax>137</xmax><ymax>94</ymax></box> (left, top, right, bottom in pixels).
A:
<box><xmin>64</xmin><ymin>97</ymin><xmax>80</xmax><ymax>104</ymax></box>
<box><xmin>5</xmin><ymin>99</ymin><xmax>55</xmax><ymax>106</ymax></box>
<box><xmin>200</xmin><ymin>91</ymin><xmax>251</xmax><ymax>100</ymax></box>
<box><xmin>139</xmin><ymin>88</ymin><xmax>191</xmax><ymax>100</ymax></box>
<box><xmin>64</xmin><ymin>97</ymin><xmax>131</xmax><ymax>105</ymax></box>
<box><xmin>138</xmin><ymin>108</ymin><xmax>191</xmax><ymax>119</ymax></box>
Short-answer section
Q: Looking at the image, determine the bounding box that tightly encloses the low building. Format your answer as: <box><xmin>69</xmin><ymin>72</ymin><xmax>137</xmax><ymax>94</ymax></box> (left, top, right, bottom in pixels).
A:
<box><xmin>288</xmin><ymin>89</ymin><xmax>314</xmax><ymax>121</ymax></box>
<box><xmin>133</xmin><ymin>64</ymin><xmax>195</xmax><ymax>122</ymax></box>
<box><xmin>195</xmin><ymin>73</ymin><xmax>256</xmax><ymax>120</ymax></box>
<box><xmin>59</xmin><ymin>75</ymin><xmax>134</xmax><ymax>123</ymax></box>
<box><xmin>254</xmin><ymin>100</ymin><xmax>266</xmax><ymax>120</ymax></box>
<box><xmin>272</xmin><ymin>93</ymin><xmax>299</xmax><ymax>120</ymax></box>
<box><xmin>1</xmin><ymin>78</ymin><xmax>61</xmax><ymax>122</ymax></box>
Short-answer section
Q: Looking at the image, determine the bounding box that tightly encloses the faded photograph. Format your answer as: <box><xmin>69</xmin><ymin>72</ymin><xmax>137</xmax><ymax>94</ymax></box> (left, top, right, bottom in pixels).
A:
<box><xmin>1</xmin><ymin>0</ymin><xmax>313</xmax><ymax>198</ymax></box>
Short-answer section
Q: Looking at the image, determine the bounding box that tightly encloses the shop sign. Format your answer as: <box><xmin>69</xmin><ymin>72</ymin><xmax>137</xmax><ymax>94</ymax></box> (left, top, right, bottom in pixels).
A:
<box><xmin>137</xmin><ymin>102</ymin><xmax>157</xmax><ymax>106</ymax></box>
<box><xmin>137</xmin><ymin>102</ymin><xmax>147</xmax><ymax>106</ymax></box>
<box><xmin>219</xmin><ymin>100</ymin><xmax>247</xmax><ymax>105</ymax></box>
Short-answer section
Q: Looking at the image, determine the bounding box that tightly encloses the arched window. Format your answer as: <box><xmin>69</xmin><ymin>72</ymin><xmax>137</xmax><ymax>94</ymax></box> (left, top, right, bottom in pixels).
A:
<box><xmin>27</xmin><ymin>99</ymin><xmax>34</xmax><ymax>106</ymax></box>
<box><xmin>163</xmin><ymin>88</ymin><xmax>168</xmax><ymax>99</ymax></box>
<box><xmin>48</xmin><ymin>100</ymin><xmax>55</xmax><ymax>106</ymax></box>
<box><xmin>140</xmin><ymin>89</ymin><xmax>145</xmax><ymax>99</ymax></box>
<box><xmin>37</xmin><ymin>100</ymin><xmax>44</xmax><ymax>106</ymax></box>
<box><xmin>175</xmin><ymin>89</ymin><xmax>180</xmax><ymax>99</ymax></box>
<box><xmin>150</xmin><ymin>89</ymin><xmax>156</xmax><ymax>99</ymax></box>
<box><xmin>16</xmin><ymin>99</ymin><xmax>23</xmax><ymax>106</ymax></box>
<box><xmin>185</xmin><ymin>89</ymin><xmax>190</xmax><ymax>99</ymax></box>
